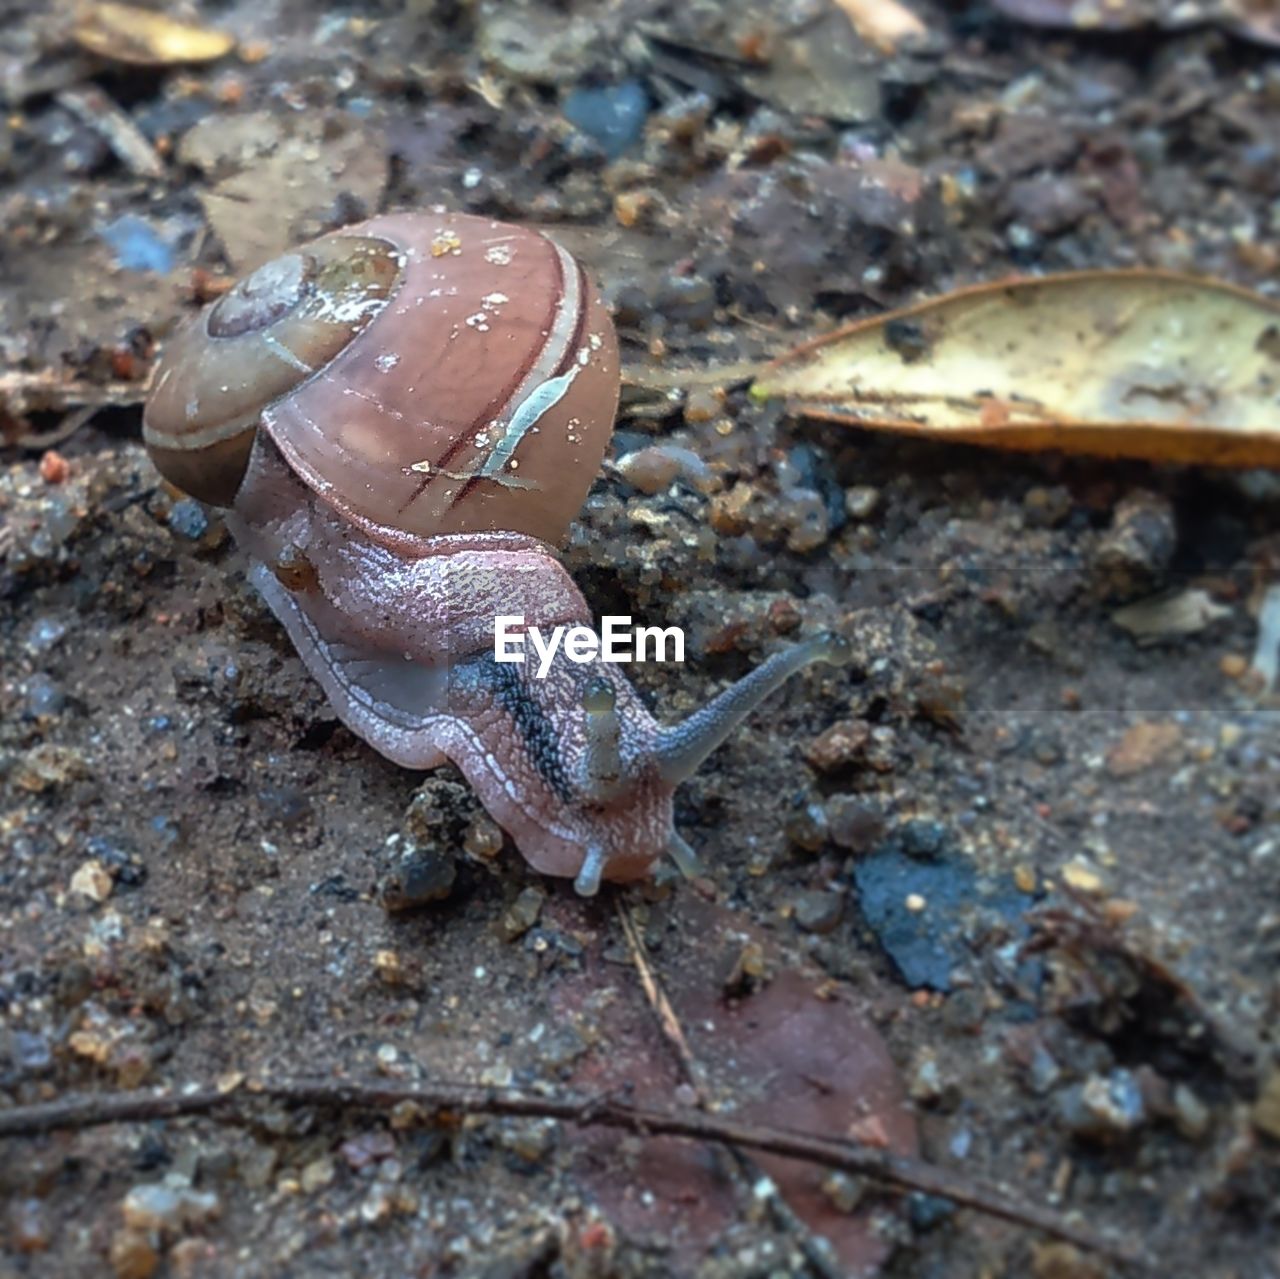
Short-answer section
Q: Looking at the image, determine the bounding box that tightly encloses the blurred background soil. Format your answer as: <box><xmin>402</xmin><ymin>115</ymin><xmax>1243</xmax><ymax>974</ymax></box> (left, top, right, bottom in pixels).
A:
<box><xmin>1</xmin><ymin>1</ymin><xmax>1278</xmax><ymax>1276</ymax></box>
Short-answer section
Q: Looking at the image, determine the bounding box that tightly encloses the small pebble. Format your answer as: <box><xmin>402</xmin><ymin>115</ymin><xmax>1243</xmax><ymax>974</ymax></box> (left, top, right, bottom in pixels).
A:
<box><xmin>784</xmin><ymin>800</ymin><xmax>829</xmax><ymax>853</ymax></box>
<box><xmin>1058</xmin><ymin>1069</ymin><xmax>1145</xmax><ymax>1140</ymax></box>
<box><xmin>1220</xmin><ymin>653</ymin><xmax>1249</xmax><ymax>679</ymax></box>
<box><xmin>902</xmin><ymin>1193</ymin><xmax>954</xmax><ymax>1234</ymax></box>
<box><xmin>1026</xmin><ymin>1043</ymin><xmax>1062</xmax><ymax>1095</ymax></box>
<box><xmin>373</xmin><ymin>949</ymin><xmax>412</xmax><ymax>987</ymax></box>
<box><xmin>110</xmin><ymin>1229</ymin><xmax>159</xmax><ymax>1279</ymax></box>
<box><xmin>844</xmin><ymin>485</ymin><xmax>881</xmax><ymax>520</ymax></box>
<box><xmin>537</xmin><ymin>1025</ymin><xmax>589</xmax><ymax>1071</ymax></box>
<box><xmin>615</xmin><ymin>444</ymin><xmax>714</xmax><ymax>495</ymax></box>
<box><xmin>1060</xmin><ymin>860</ymin><xmax>1105</xmax><ymax>895</ymax></box>
<box><xmin>563</xmin><ymin>80</ymin><xmax>649</xmax><ymax>159</ymax></box>
<box><xmin>26</xmin><ymin>616</ymin><xmax>69</xmax><ymax>654</ymax></box>
<box><xmin>1091</xmin><ymin>490</ymin><xmax>1176</xmax><ymax>601</ymax></box>
<box><xmin>8</xmin><ymin>1198</ymin><xmax>49</xmax><ymax>1252</ymax></box>
<box><xmin>70</xmin><ymin>859</ymin><xmax>114</xmax><ymax>903</ymax></box>
<box><xmin>1031</xmin><ymin>1241</ymin><xmax>1105</xmax><ymax>1279</ymax></box>
<box><xmin>1173</xmin><ymin>1084</ymin><xmax>1212</xmax><ymax>1140</ymax></box>
<box><xmin>39</xmin><ymin>450</ymin><xmax>70</xmax><ymax>484</ymax></box>
<box><xmin>805</xmin><ymin>720</ymin><xmax>870</xmax><ymax>773</ymax></box>
<box><xmin>100</xmin><ymin>213</ymin><xmax>178</xmax><ymax>273</ymax></box>
<box><xmin>613</xmin><ymin>189</ymin><xmax>652</xmax><ymax>227</ymax></box>
<box><xmin>14</xmin><ymin>743</ymin><xmax>87</xmax><ymax>792</ymax></box>
<box><xmin>500</xmin><ymin>886</ymin><xmax>545</xmax><ymax>942</ymax></box>
<box><xmin>380</xmin><ymin>847</ymin><xmax>456</xmax><ymax>911</ymax></box>
<box><xmin>121</xmin><ymin>1183</ymin><xmax>182</xmax><ymax>1233</ymax></box>
<box><xmin>9</xmin><ymin>1029</ymin><xmax>53</xmax><ymax>1077</ymax></box>
<box><xmin>24</xmin><ymin>673</ymin><xmax>66</xmax><ymax>717</ymax></box>
<box><xmin>463</xmin><ymin>814</ymin><xmax>504</xmax><ymax>860</ymax></box>
<box><xmin>793</xmin><ymin>890</ymin><xmax>843</xmax><ymax>934</ymax></box>
<box><xmin>340</xmin><ymin>1130</ymin><xmax>397</xmax><ymax>1171</ymax></box>
<box><xmin>499</xmin><ymin>1118</ymin><xmax>556</xmax><ymax>1164</ymax></box>
<box><xmin>360</xmin><ymin>1182</ymin><xmax>395</xmax><ymax>1225</ymax></box>
<box><xmin>683</xmin><ymin>387</ymin><xmax>720</xmax><ymax>424</ymax></box>
<box><xmin>168</xmin><ymin>499</ymin><xmax>210</xmax><ymax>541</ymax></box>
<box><xmin>300</xmin><ymin>1156</ymin><xmax>335</xmax><ymax>1193</ymax></box>
<box><xmin>825</xmin><ymin>796</ymin><xmax>885</xmax><ymax>853</ymax></box>
<box><xmin>121</xmin><ymin>1179</ymin><xmax>220</xmax><ymax>1234</ymax></box>
<box><xmin>783</xmin><ymin>488</ymin><xmax>830</xmax><ymax>553</ymax></box>
<box><xmin>1106</xmin><ymin>720</ymin><xmax>1182</xmax><ymax>777</ymax></box>
<box><xmin>907</xmin><ymin>1049</ymin><xmax>947</xmax><ymax>1104</ymax></box>
<box><xmin>1022</xmin><ymin>485</ymin><xmax>1073</xmax><ymax>528</ymax></box>
<box><xmin>821</xmin><ymin>1171</ymin><xmax>864</xmax><ymax>1213</ymax></box>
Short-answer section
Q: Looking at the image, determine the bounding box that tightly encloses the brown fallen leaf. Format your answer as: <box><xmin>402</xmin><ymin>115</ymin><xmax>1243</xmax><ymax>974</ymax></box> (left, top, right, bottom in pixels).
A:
<box><xmin>754</xmin><ymin>270</ymin><xmax>1280</xmax><ymax>469</ymax></box>
<box><xmin>549</xmin><ymin>894</ymin><xmax>916</xmax><ymax>1275</ymax></box>
<box><xmin>73</xmin><ymin>2</ymin><xmax>235</xmax><ymax>65</ymax></box>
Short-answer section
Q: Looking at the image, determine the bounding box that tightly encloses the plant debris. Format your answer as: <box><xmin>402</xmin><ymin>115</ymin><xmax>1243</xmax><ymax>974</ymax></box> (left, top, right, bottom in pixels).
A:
<box><xmin>756</xmin><ymin>271</ymin><xmax>1280</xmax><ymax>468</ymax></box>
<box><xmin>71</xmin><ymin>2</ymin><xmax>235</xmax><ymax>66</ymax></box>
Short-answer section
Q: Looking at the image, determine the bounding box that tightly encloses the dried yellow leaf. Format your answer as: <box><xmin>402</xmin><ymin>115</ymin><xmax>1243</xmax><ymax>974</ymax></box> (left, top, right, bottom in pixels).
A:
<box><xmin>73</xmin><ymin>2</ymin><xmax>235</xmax><ymax>66</ymax></box>
<box><xmin>755</xmin><ymin>270</ymin><xmax>1280</xmax><ymax>469</ymax></box>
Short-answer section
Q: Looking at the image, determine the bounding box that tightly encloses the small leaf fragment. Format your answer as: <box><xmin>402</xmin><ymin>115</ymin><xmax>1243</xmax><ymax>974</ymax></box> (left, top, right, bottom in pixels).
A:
<box><xmin>756</xmin><ymin>270</ymin><xmax>1280</xmax><ymax>469</ymax></box>
<box><xmin>1112</xmin><ymin>590</ymin><xmax>1232</xmax><ymax>642</ymax></box>
<box><xmin>73</xmin><ymin>2</ymin><xmax>235</xmax><ymax>66</ymax></box>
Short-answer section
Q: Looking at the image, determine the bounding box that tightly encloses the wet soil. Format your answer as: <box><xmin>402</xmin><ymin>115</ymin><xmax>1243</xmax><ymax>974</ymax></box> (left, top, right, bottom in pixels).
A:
<box><xmin>2</xmin><ymin>2</ymin><xmax>1278</xmax><ymax>1277</ymax></box>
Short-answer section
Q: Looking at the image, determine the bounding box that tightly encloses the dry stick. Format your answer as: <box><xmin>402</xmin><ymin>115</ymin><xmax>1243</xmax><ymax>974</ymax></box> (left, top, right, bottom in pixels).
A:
<box><xmin>620</xmin><ymin>361</ymin><xmax>762</xmax><ymax>393</ymax></box>
<box><xmin>617</xmin><ymin>903</ymin><xmax>846</xmax><ymax>1279</ymax></box>
<box><xmin>616</xmin><ymin>904</ymin><xmax>702</xmax><ymax>1085</ymax></box>
<box><xmin>0</xmin><ymin>1079</ymin><xmax>1143</xmax><ymax>1268</ymax></box>
<box><xmin>12</xmin><ymin>405</ymin><xmax>100</xmax><ymax>451</ymax></box>
<box><xmin>55</xmin><ymin>86</ymin><xmax>166</xmax><ymax>179</ymax></box>
<box><xmin>1</xmin><ymin>375</ymin><xmax>149</xmax><ymax>412</ymax></box>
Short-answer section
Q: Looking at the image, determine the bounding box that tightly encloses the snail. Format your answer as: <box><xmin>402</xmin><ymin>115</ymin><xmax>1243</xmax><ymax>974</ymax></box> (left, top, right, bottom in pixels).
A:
<box><xmin>143</xmin><ymin>210</ymin><xmax>850</xmax><ymax>896</ymax></box>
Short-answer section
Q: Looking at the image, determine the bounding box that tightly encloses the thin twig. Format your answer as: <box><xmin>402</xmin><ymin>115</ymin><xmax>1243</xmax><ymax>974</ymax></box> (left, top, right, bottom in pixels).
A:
<box><xmin>12</xmin><ymin>405</ymin><xmax>99</xmax><ymax>451</ymax></box>
<box><xmin>616</xmin><ymin>903</ymin><xmax>703</xmax><ymax>1087</ymax></box>
<box><xmin>0</xmin><ymin>370</ymin><xmax>148</xmax><ymax>417</ymax></box>
<box><xmin>620</xmin><ymin>361</ymin><xmax>763</xmax><ymax>393</ymax></box>
<box><xmin>55</xmin><ymin>86</ymin><xmax>166</xmax><ymax>179</ymax></box>
<box><xmin>0</xmin><ymin>1078</ymin><xmax>1144</xmax><ymax>1266</ymax></box>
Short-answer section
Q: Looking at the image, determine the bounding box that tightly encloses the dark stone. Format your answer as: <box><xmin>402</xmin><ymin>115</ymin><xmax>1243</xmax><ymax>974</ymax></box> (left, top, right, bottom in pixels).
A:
<box><xmin>794</xmin><ymin>890</ymin><xmax>844</xmax><ymax>934</ymax></box>
<box><xmin>851</xmin><ymin>823</ymin><xmax>1033</xmax><ymax>991</ymax></box>
<box><xmin>563</xmin><ymin>81</ymin><xmax>649</xmax><ymax>159</ymax></box>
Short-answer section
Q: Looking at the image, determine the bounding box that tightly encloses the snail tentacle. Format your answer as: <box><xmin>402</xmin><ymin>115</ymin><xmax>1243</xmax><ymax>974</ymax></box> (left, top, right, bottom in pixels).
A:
<box><xmin>653</xmin><ymin>634</ymin><xmax>854</xmax><ymax>787</ymax></box>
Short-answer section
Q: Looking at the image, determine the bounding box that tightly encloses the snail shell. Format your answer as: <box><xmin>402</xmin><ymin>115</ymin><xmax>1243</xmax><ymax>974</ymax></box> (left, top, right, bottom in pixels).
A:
<box><xmin>144</xmin><ymin>211</ymin><xmax>621</xmax><ymax>546</ymax></box>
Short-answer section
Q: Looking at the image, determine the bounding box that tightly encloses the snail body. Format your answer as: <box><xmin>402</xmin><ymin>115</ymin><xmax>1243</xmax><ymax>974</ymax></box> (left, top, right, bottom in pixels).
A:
<box><xmin>144</xmin><ymin>210</ymin><xmax>848</xmax><ymax>895</ymax></box>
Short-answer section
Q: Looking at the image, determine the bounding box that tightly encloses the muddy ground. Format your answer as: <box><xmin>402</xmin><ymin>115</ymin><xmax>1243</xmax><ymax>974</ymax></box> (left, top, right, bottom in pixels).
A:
<box><xmin>2</xmin><ymin>1</ymin><xmax>1279</xmax><ymax>1277</ymax></box>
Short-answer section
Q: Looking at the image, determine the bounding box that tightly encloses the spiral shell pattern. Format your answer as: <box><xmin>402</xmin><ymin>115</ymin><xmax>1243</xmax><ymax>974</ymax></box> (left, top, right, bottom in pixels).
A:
<box><xmin>144</xmin><ymin>211</ymin><xmax>620</xmax><ymax>545</ymax></box>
